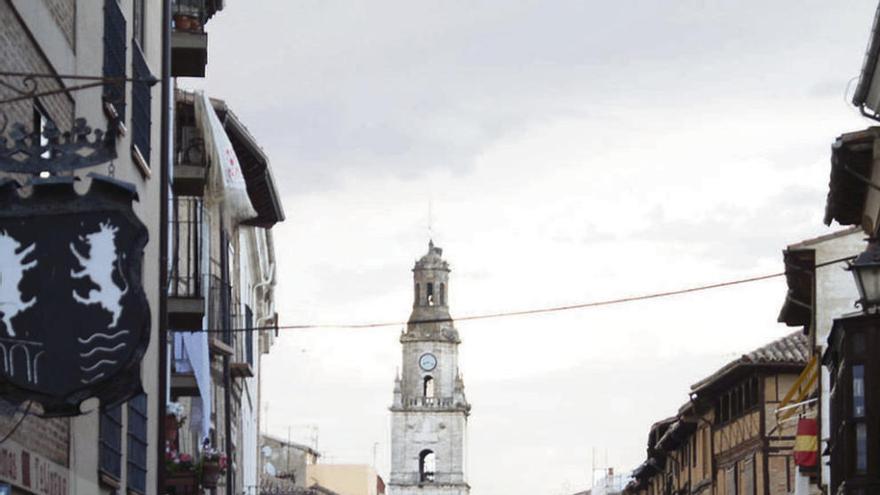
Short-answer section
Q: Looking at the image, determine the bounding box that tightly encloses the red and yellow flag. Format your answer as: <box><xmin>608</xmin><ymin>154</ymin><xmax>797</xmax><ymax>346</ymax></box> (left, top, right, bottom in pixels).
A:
<box><xmin>794</xmin><ymin>418</ymin><xmax>818</xmax><ymax>467</ymax></box>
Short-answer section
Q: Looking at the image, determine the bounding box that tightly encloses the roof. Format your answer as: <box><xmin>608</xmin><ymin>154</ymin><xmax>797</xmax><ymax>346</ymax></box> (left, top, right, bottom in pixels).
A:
<box><xmin>691</xmin><ymin>331</ymin><xmax>809</xmax><ymax>394</ymax></box>
<box><xmin>175</xmin><ymin>90</ymin><xmax>285</xmax><ymax>229</ymax></box>
<box><xmin>414</xmin><ymin>240</ymin><xmax>449</xmax><ymax>271</ymax></box>
<box><xmin>223</xmin><ymin>108</ymin><xmax>286</xmax><ymax>229</ymax></box>
<box><xmin>786</xmin><ymin>227</ymin><xmax>862</xmax><ymax>249</ymax></box>
<box><xmin>825</xmin><ymin>128</ymin><xmax>877</xmax><ymax>229</ymax></box>
<box><xmin>778</xmin><ymin>248</ymin><xmax>815</xmax><ymax>328</ymax></box>
<box><xmin>261</xmin><ymin>433</ymin><xmax>321</xmax><ymax>458</ymax></box>
<box><xmin>853</xmin><ymin>1</ymin><xmax>880</xmax><ymax>108</ymax></box>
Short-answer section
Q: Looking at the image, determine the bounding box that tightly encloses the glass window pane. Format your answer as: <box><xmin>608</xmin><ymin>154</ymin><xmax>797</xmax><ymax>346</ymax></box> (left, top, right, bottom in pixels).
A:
<box><xmin>856</xmin><ymin>422</ymin><xmax>867</xmax><ymax>474</ymax></box>
<box><xmin>853</xmin><ymin>365</ymin><xmax>866</xmax><ymax>418</ymax></box>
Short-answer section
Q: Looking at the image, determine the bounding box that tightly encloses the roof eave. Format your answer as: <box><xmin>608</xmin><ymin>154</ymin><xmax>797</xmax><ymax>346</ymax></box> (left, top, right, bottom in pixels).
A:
<box><xmin>824</xmin><ymin>129</ymin><xmax>877</xmax><ymax>228</ymax></box>
<box><xmin>853</xmin><ymin>2</ymin><xmax>880</xmax><ymax>108</ymax></box>
<box><xmin>224</xmin><ymin>110</ymin><xmax>286</xmax><ymax>228</ymax></box>
<box><xmin>777</xmin><ymin>249</ymin><xmax>814</xmax><ymax>328</ymax></box>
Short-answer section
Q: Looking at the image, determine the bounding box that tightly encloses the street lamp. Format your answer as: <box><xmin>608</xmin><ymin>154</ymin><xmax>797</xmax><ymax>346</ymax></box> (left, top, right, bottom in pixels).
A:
<box><xmin>848</xmin><ymin>239</ymin><xmax>880</xmax><ymax>312</ymax></box>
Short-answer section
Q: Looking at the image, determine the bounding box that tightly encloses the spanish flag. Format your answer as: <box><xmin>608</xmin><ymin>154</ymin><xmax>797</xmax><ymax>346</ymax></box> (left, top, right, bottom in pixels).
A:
<box><xmin>794</xmin><ymin>418</ymin><xmax>818</xmax><ymax>467</ymax></box>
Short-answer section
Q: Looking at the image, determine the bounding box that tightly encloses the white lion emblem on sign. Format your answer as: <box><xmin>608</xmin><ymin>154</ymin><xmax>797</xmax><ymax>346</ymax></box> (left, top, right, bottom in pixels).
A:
<box><xmin>0</xmin><ymin>231</ymin><xmax>38</xmax><ymax>337</ymax></box>
<box><xmin>70</xmin><ymin>221</ymin><xmax>128</xmax><ymax>328</ymax></box>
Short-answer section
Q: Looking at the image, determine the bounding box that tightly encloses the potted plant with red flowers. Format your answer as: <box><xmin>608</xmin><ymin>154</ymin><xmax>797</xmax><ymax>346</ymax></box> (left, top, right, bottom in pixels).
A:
<box><xmin>165</xmin><ymin>448</ymin><xmax>198</xmax><ymax>494</ymax></box>
<box><xmin>199</xmin><ymin>447</ymin><xmax>228</xmax><ymax>489</ymax></box>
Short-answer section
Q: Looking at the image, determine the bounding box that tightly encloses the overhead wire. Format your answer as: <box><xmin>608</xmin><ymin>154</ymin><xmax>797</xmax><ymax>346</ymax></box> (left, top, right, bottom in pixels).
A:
<box><xmin>169</xmin><ymin>254</ymin><xmax>856</xmax><ymax>334</ymax></box>
<box><xmin>0</xmin><ymin>401</ymin><xmax>33</xmax><ymax>445</ymax></box>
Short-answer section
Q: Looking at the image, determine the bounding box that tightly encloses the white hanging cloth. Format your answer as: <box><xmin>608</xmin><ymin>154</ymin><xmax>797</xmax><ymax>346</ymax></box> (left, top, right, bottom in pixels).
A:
<box><xmin>194</xmin><ymin>91</ymin><xmax>258</xmax><ymax>225</ymax></box>
<box><xmin>173</xmin><ymin>331</ymin><xmax>212</xmax><ymax>443</ymax></box>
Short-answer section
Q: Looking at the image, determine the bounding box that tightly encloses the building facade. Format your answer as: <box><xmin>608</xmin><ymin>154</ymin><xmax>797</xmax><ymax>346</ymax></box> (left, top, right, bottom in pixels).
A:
<box><xmin>776</xmin><ymin>229</ymin><xmax>864</xmax><ymax>494</ymax></box>
<box><xmin>260</xmin><ymin>434</ymin><xmax>321</xmax><ymax>490</ymax></box>
<box><xmin>306</xmin><ymin>464</ymin><xmax>385</xmax><ymax>495</ymax></box>
<box><xmin>168</xmin><ymin>89</ymin><xmax>284</xmax><ymax>495</ymax></box>
<box><xmin>0</xmin><ymin>0</ymin><xmax>165</xmax><ymax>493</ymax></box>
<box><xmin>389</xmin><ymin>242</ymin><xmax>470</xmax><ymax>495</ymax></box>
<box><xmin>624</xmin><ymin>332</ymin><xmax>808</xmax><ymax>495</ymax></box>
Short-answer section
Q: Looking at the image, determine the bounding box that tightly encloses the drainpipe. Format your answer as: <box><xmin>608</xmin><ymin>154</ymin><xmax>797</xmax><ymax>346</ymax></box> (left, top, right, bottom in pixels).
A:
<box><xmin>220</xmin><ymin>225</ymin><xmax>234</xmax><ymax>495</ymax></box>
<box><xmin>157</xmin><ymin>0</ymin><xmax>171</xmax><ymax>493</ymax></box>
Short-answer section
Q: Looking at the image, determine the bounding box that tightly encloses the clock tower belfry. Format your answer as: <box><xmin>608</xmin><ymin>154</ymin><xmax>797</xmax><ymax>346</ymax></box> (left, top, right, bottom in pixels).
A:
<box><xmin>390</xmin><ymin>241</ymin><xmax>470</xmax><ymax>495</ymax></box>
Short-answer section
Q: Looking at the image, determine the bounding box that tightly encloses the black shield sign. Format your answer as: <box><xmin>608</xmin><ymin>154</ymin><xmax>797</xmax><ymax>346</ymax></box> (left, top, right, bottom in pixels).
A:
<box><xmin>0</xmin><ymin>175</ymin><xmax>149</xmax><ymax>416</ymax></box>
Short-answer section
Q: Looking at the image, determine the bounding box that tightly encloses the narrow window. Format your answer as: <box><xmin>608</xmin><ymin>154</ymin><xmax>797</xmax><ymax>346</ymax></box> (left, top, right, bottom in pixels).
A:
<box><xmin>750</xmin><ymin>377</ymin><xmax>759</xmax><ymax>408</ymax></box>
<box><xmin>127</xmin><ymin>394</ymin><xmax>148</xmax><ymax>494</ymax></box>
<box><xmin>853</xmin><ymin>365</ymin><xmax>865</xmax><ymax>418</ymax></box>
<box><xmin>742</xmin><ymin>457</ymin><xmax>755</xmax><ymax>495</ymax></box>
<box><xmin>725</xmin><ymin>464</ymin><xmax>737</xmax><ymax>495</ymax></box>
<box><xmin>32</xmin><ymin>103</ymin><xmax>50</xmax><ymax>161</ymax></box>
<box><xmin>131</xmin><ymin>43</ymin><xmax>153</xmax><ymax>169</ymax></box>
<box><xmin>103</xmin><ymin>0</ymin><xmax>126</xmax><ymax>121</ymax></box>
<box><xmin>419</xmin><ymin>450</ymin><xmax>435</xmax><ymax>482</ymax></box>
<box><xmin>856</xmin><ymin>422</ymin><xmax>868</xmax><ymax>474</ymax></box>
<box><xmin>423</xmin><ymin>376</ymin><xmax>434</xmax><ymax>398</ymax></box>
<box><xmin>426</xmin><ymin>283</ymin><xmax>434</xmax><ymax>306</ymax></box>
<box><xmin>245</xmin><ymin>305</ymin><xmax>254</xmax><ymax>367</ymax></box>
<box><xmin>99</xmin><ymin>404</ymin><xmax>123</xmax><ymax>481</ymax></box>
<box><xmin>414</xmin><ymin>283</ymin><xmax>420</xmax><ymax>306</ymax></box>
<box><xmin>133</xmin><ymin>0</ymin><xmax>145</xmax><ymax>48</ymax></box>
<box><xmin>439</xmin><ymin>283</ymin><xmax>446</xmax><ymax>306</ymax></box>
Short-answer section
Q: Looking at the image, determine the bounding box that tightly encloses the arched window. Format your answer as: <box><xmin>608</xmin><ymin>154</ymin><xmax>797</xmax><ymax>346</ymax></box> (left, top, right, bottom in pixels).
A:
<box><xmin>423</xmin><ymin>376</ymin><xmax>434</xmax><ymax>398</ymax></box>
<box><xmin>426</xmin><ymin>283</ymin><xmax>434</xmax><ymax>306</ymax></box>
<box><xmin>414</xmin><ymin>283</ymin><xmax>420</xmax><ymax>306</ymax></box>
<box><xmin>419</xmin><ymin>450</ymin><xmax>435</xmax><ymax>482</ymax></box>
<box><xmin>439</xmin><ymin>283</ymin><xmax>446</xmax><ymax>306</ymax></box>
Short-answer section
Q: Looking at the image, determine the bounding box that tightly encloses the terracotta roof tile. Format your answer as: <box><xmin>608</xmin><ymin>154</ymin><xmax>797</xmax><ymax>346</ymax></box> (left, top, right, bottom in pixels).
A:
<box><xmin>691</xmin><ymin>331</ymin><xmax>809</xmax><ymax>393</ymax></box>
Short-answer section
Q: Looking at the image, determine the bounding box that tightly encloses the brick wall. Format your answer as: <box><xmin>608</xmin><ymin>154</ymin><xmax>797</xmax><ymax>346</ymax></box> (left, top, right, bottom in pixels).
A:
<box><xmin>42</xmin><ymin>0</ymin><xmax>75</xmax><ymax>49</ymax></box>
<box><xmin>0</xmin><ymin>401</ymin><xmax>69</xmax><ymax>467</ymax></box>
<box><xmin>0</xmin><ymin>0</ymin><xmax>74</xmax><ymax>135</ymax></box>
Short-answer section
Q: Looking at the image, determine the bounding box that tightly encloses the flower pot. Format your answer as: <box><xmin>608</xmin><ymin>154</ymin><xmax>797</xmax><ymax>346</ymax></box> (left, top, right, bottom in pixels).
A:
<box><xmin>173</xmin><ymin>15</ymin><xmax>191</xmax><ymax>31</ymax></box>
<box><xmin>165</xmin><ymin>414</ymin><xmax>179</xmax><ymax>443</ymax></box>
<box><xmin>201</xmin><ymin>460</ymin><xmax>222</xmax><ymax>489</ymax></box>
<box><xmin>165</xmin><ymin>470</ymin><xmax>199</xmax><ymax>495</ymax></box>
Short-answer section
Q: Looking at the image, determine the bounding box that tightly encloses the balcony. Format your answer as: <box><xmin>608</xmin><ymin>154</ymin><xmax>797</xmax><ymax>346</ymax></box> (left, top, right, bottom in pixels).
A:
<box><xmin>406</xmin><ymin>397</ymin><xmax>455</xmax><ymax>408</ymax></box>
<box><xmin>171</xmin><ymin>0</ymin><xmax>222</xmax><ymax>77</ymax></box>
<box><xmin>207</xmin><ymin>273</ymin><xmax>238</xmax><ymax>357</ymax></box>
<box><xmin>168</xmin><ymin>197</ymin><xmax>205</xmax><ymax>330</ymax></box>
<box><xmin>230</xmin><ymin>304</ymin><xmax>254</xmax><ymax>378</ymax></box>
<box><xmin>173</xmin><ymin>120</ymin><xmax>206</xmax><ymax>195</ymax></box>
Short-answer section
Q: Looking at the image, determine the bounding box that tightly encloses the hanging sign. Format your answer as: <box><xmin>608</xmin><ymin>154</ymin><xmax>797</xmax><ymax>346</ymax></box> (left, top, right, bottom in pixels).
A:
<box><xmin>0</xmin><ymin>175</ymin><xmax>149</xmax><ymax>416</ymax></box>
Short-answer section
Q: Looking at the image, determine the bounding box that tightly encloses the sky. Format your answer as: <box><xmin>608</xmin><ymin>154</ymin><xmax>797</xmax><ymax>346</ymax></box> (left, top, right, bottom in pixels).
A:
<box><xmin>189</xmin><ymin>2</ymin><xmax>876</xmax><ymax>494</ymax></box>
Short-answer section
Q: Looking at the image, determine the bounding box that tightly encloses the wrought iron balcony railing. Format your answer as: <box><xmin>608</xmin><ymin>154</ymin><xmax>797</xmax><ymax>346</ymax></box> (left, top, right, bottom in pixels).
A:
<box><xmin>169</xmin><ymin>196</ymin><xmax>204</xmax><ymax>299</ymax></box>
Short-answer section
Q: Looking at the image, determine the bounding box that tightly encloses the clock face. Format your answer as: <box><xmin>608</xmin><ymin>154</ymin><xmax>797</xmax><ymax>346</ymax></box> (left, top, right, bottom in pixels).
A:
<box><xmin>419</xmin><ymin>353</ymin><xmax>437</xmax><ymax>371</ymax></box>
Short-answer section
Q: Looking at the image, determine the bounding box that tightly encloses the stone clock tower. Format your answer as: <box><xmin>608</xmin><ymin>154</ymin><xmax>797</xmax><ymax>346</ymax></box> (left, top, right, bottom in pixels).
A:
<box><xmin>390</xmin><ymin>241</ymin><xmax>471</xmax><ymax>495</ymax></box>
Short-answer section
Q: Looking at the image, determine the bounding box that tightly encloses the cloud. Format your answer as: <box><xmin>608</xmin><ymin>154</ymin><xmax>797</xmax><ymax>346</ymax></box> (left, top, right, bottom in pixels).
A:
<box><xmin>203</xmin><ymin>1</ymin><xmax>879</xmax><ymax>494</ymax></box>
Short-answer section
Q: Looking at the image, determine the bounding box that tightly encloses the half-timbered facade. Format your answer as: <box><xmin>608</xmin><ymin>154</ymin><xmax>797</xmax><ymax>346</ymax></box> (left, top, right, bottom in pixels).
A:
<box><xmin>625</xmin><ymin>332</ymin><xmax>808</xmax><ymax>495</ymax></box>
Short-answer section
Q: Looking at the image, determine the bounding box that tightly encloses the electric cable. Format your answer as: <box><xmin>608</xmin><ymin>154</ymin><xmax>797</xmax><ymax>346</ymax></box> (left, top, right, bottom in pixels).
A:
<box><xmin>169</xmin><ymin>254</ymin><xmax>856</xmax><ymax>334</ymax></box>
<box><xmin>0</xmin><ymin>401</ymin><xmax>33</xmax><ymax>445</ymax></box>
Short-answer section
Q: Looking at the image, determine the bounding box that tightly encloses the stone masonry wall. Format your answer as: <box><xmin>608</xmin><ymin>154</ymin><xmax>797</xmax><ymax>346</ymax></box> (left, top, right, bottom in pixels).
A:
<box><xmin>0</xmin><ymin>401</ymin><xmax>69</xmax><ymax>467</ymax></box>
<box><xmin>0</xmin><ymin>0</ymin><xmax>73</xmax><ymax>473</ymax></box>
<box><xmin>0</xmin><ymin>0</ymin><xmax>74</xmax><ymax>136</ymax></box>
<box><xmin>43</xmin><ymin>0</ymin><xmax>75</xmax><ymax>49</ymax></box>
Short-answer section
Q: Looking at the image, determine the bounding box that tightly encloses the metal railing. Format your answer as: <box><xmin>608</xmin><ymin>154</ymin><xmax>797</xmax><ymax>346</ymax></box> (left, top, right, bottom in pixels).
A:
<box><xmin>169</xmin><ymin>197</ymin><xmax>204</xmax><ymax>298</ymax></box>
<box><xmin>172</xmin><ymin>0</ymin><xmax>209</xmax><ymax>32</ymax></box>
<box><xmin>207</xmin><ymin>274</ymin><xmax>239</xmax><ymax>346</ymax></box>
<box><xmin>406</xmin><ymin>397</ymin><xmax>454</xmax><ymax>408</ymax></box>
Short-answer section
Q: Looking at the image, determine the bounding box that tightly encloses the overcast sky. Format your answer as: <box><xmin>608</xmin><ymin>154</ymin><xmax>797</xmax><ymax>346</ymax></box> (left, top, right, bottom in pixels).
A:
<box><xmin>190</xmin><ymin>2</ymin><xmax>876</xmax><ymax>493</ymax></box>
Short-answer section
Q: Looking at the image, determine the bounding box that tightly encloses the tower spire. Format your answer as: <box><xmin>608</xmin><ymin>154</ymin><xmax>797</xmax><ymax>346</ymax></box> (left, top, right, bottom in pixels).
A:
<box><xmin>390</xmin><ymin>243</ymin><xmax>470</xmax><ymax>493</ymax></box>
